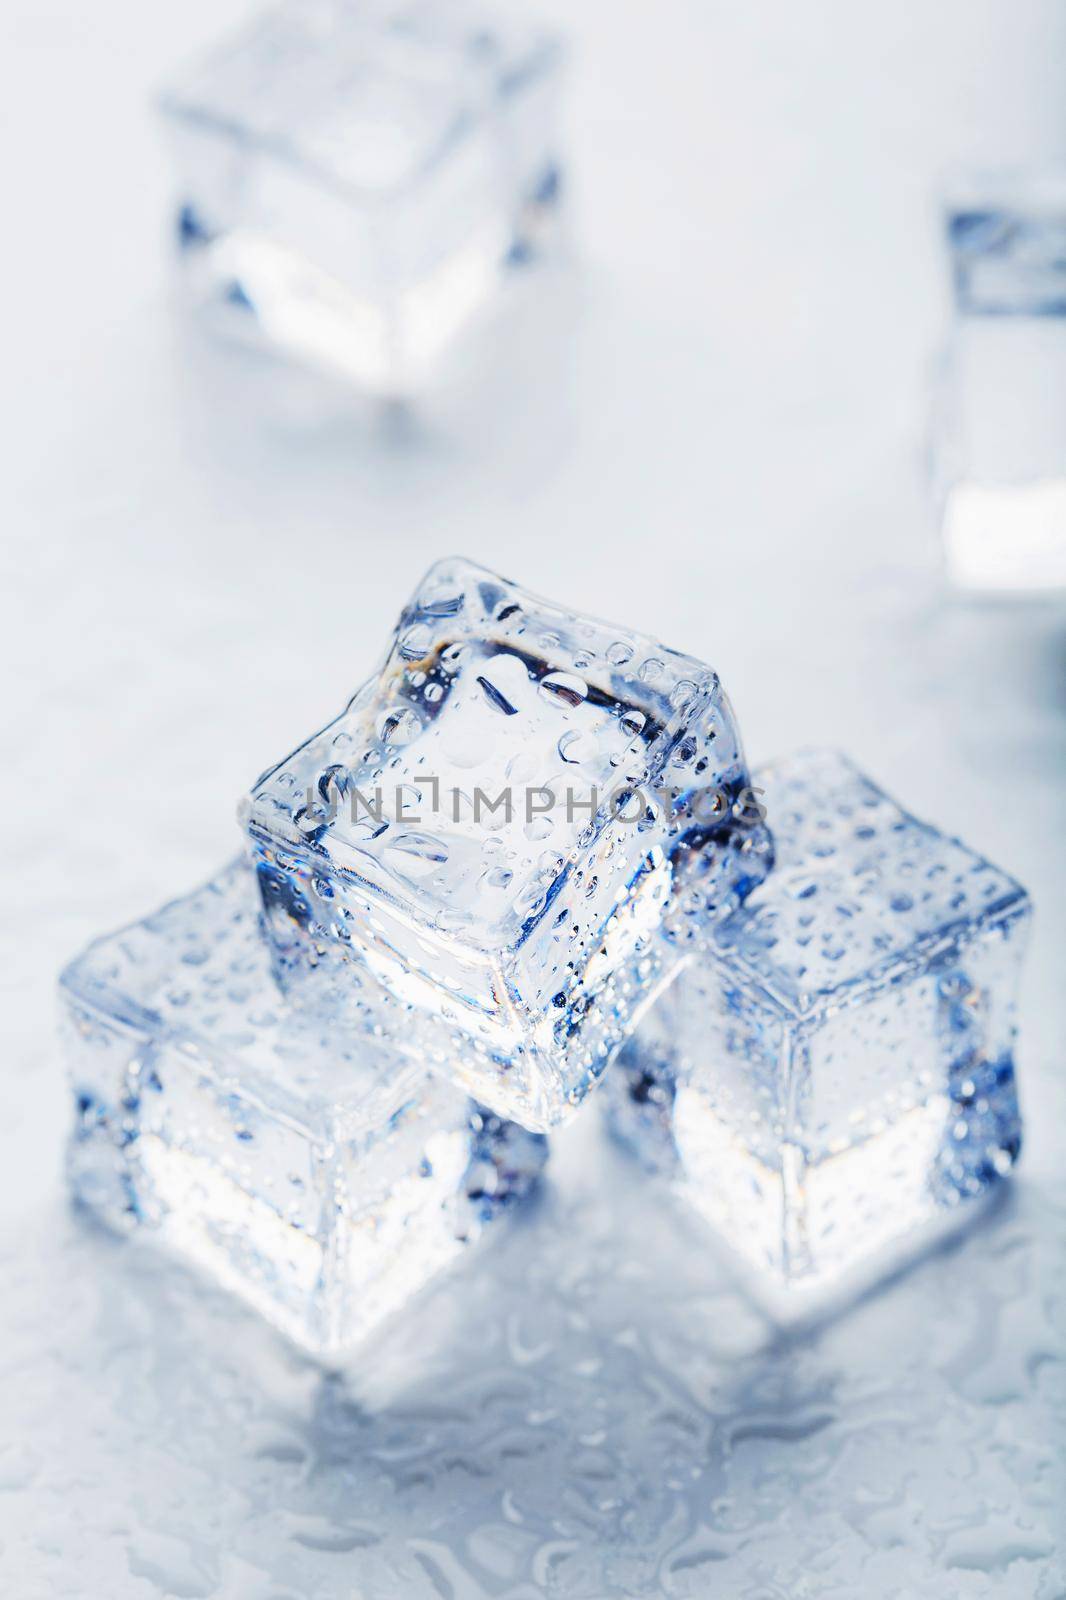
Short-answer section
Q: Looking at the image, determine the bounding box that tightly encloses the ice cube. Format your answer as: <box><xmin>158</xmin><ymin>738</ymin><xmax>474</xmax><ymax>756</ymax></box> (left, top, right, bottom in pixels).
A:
<box><xmin>243</xmin><ymin>556</ymin><xmax>771</xmax><ymax>1130</ymax></box>
<box><xmin>59</xmin><ymin>858</ymin><xmax>546</xmax><ymax>1358</ymax></box>
<box><xmin>606</xmin><ymin>748</ymin><xmax>1028</xmax><ymax>1302</ymax></box>
<box><xmin>936</xmin><ymin>169</ymin><xmax>1066</xmax><ymax>593</ymax></box>
<box><xmin>159</xmin><ymin>0</ymin><xmax>564</xmax><ymax>390</ymax></box>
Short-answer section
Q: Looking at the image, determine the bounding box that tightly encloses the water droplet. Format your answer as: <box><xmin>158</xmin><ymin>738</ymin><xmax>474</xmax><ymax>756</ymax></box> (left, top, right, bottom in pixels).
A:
<box><xmin>294</xmin><ymin>804</ymin><xmax>330</xmax><ymax>838</ymax></box>
<box><xmin>539</xmin><ymin>671</ymin><xmax>588</xmax><ymax>710</ymax></box>
<box><xmin>317</xmin><ymin>764</ymin><xmax>349</xmax><ymax>803</ymax></box>
<box><xmin>670</xmin><ymin>678</ymin><xmax>699</xmax><ymax>710</ymax></box>
<box><xmin>515</xmin><ymin>890</ymin><xmax>546</xmax><ymax>922</ymax></box>
<box><xmin>619</xmin><ymin>709</ymin><xmax>646</xmax><ymax>738</ymax></box>
<box><xmin>607</xmin><ymin>641</ymin><xmax>634</xmax><ymax>666</ymax></box>
<box><xmin>392</xmin><ymin>783</ymin><xmax>422</xmax><ymax>817</ymax></box>
<box><xmin>483</xmin><ymin>865</ymin><xmax>513</xmax><ymax>890</ymax></box>
<box><xmin>388</xmin><ymin>831</ymin><xmax>449</xmax><ymax>865</ymax></box>
<box><xmin>507</xmin><ymin>750</ymin><xmax>538</xmax><ymax>782</ymax></box>
<box><xmin>639</xmin><ymin>657</ymin><xmax>665</xmax><ymax>683</ymax></box>
<box><xmin>349</xmin><ymin>815</ymin><xmax>389</xmax><ymax>843</ymax></box>
<box><xmin>419</xmin><ymin>576</ymin><xmax>465</xmax><ymax>616</ymax></box>
<box><xmin>477</xmin><ymin>674</ymin><xmax>519</xmax><ymax>716</ymax></box>
<box><xmin>385</xmin><ymin>833</ymin><xmax>448</xmax><ymax>882</ymax></box>
<box><xmin>399</xmin><ymin>624</ymin><xmax>432</xmax><ymax>662</ymax></box>
<box><xmin>558</xmin><ymin>730</ymin><xmax>598</xmax><ymax>765</ymax></box>
<box><xmin>379</xmin><ymin>708</ymin><xmax>422</xmax><ymax>745</ymax></box>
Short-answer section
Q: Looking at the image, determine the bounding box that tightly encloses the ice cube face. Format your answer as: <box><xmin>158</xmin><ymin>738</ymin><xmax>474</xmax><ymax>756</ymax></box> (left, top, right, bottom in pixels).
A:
<box><xmin>159</xmin><ymin>0</ymin><xmax>563</xmax><ymax>390</ymax></box>
<box><xmin>59</xmin><ymin>859</ymin><xmax>546</xmax><ymax>1359</ymax></box>
<box><xmin>936</xmin><ymin>170</ymin><xmax>1066</xmax><ymax>593</ymax></box>
<box><xmin>243</xmin><ymin>556</ymin><xmax>771</xmax><ymax>1130</ymax></box>
<box><xmin>607</xmin><ymin>748</ymin><xmax>1028</xmax><ymax>1298</ymax></box>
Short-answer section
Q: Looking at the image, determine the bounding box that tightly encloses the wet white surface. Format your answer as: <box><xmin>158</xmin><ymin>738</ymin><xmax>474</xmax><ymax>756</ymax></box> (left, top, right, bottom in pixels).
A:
<box><xmin>2</xmin><ymin>1</ymin><xmax>1065</xmax><ymax>1595</ymax></box>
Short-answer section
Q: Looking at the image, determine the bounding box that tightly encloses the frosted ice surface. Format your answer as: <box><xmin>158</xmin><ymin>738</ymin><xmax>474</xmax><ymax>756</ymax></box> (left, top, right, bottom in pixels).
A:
<box><xmin>244</xmin><ymin>556</ymin><xmax>771</xmax><ymax>1129</ymax></box>
<box><xmin>59</xmin><ymin>858</ymin><xmax>546</xmax><ymax>1358</ymax></box>
<box><xmin>607</xmin><ymin>748</ymin><xmax>1029</xmax><ymax>1300</ymax></box>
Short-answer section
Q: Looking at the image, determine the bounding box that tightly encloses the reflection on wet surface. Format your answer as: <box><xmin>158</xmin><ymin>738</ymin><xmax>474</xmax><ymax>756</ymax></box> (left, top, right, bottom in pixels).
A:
<box><xmin>2</xmin><ymin>1114</ymin><xmax>1063</xmax><ymax>1599</ymax></box>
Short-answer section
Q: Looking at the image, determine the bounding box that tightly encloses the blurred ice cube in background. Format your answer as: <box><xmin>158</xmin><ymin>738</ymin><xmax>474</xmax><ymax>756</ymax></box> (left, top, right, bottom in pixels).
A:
<box><xmin>158</xmin><ymin>0</ymin><xmax>564</xmax><ymax>394</ymax></box>
<box><xmin>935</xmin><ymin>169</ymin><xmax>1066</xmax><ymax>595</ymax></box>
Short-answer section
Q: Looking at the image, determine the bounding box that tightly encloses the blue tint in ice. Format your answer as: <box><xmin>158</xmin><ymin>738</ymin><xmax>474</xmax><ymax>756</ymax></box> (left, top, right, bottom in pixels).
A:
<box><xmin>59</xmin><ymin>858</ymin><xmax>545</xmax><ymax>1358</ymax></box>
<box><xmin>947</xmin><ymin>170</ymin><xmax>1066</xmax><ymax>316</ymax></box>
<box><xmin>607</xmin><ymin>748</ymin><xmax>1028</xmax><ymax>1299</ymax></box>
<box><xmin>243</xmin><ymin>556</ymin><xmax>771</xmax><ymax>1129</ymax></box>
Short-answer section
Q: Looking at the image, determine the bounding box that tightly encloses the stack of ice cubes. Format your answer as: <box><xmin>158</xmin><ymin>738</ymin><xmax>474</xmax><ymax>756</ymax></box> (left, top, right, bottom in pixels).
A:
<box><xmin>60</xmin><ymin>558</ymin><xmax>1029</xmax><ymax>1355</ymax></box>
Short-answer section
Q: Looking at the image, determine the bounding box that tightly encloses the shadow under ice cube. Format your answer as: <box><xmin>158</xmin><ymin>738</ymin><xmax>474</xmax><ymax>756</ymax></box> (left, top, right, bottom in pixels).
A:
<box><xmin>607</xmin><ymin>748</ymin><xmax>1028</xmax><ymax>1304</ymax></box>
<box><xmin>243</xmin><ymin>556</ymin><xmax>771</xmax><ymax>1130</ymax></box>
<box><xmin>159</xmin><ymin>0</ymin><xmax>564</xmax><ymax>390</ymax></box>
<box><xmin>59</xmin><ymin>859</ymin><xmax>545</xmax><ymax>1359</ymax></box>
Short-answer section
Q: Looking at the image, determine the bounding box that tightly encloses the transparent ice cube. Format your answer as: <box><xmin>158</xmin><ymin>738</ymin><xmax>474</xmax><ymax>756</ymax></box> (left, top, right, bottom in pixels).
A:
<box><xmin>59</xmin><ymin>858</ymin><xmax>546</xmax><ymax>1359</ymax></box>
<box><xmin>243</xmin><ymin>556</ymin><xmax>771</xmax><ymax>1130</ymax></box>
<box><xmin>607</xmin><ymin>748</ymin><xmax>1028</xmax><ymax>1302</ymax></box>
<box><xmin>159</xmin><ymin>0</ymin><xmax>563</xmax><ymax>390</ymax></box>
<box><xmin>935</xmin><ymin>170</ymin><xmax>1066</xmax><ymax>593</ymax></box>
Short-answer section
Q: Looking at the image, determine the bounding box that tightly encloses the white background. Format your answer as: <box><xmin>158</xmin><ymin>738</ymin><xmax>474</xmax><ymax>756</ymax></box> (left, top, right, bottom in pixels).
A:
<box><xmin>1</xmin><ymin>3</ymin><xmax>1064</xmax><ymax>1596</ymax></box>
